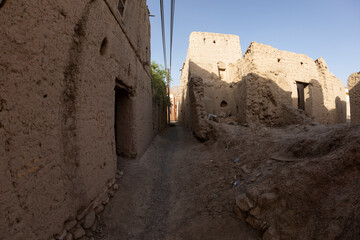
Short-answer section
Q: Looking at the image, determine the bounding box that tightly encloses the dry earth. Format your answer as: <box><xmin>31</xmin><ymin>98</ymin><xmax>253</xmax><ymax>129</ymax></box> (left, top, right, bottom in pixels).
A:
<box><xmin>94</xmin><ymin>122</ymin><xmax>360</xmax><ymax>240</ymax></box>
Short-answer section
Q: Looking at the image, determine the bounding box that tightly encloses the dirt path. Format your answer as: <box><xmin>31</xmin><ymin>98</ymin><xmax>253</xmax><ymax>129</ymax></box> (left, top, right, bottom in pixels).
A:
<box><xmin>97</xmin><ymin>124</ymin><xmax>260</xmax><ymax>240</ymax></box>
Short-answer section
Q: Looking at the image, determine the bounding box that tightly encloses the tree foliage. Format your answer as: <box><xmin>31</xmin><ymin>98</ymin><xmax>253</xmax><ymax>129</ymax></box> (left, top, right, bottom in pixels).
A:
<box><xmin>151</xmin><ymin>61</ymin><xmax>171</xmax><ymax>107</ymax></box>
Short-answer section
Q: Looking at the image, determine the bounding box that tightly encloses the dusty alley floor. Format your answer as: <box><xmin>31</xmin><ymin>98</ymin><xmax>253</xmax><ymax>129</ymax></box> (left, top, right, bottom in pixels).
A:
<box><xmin>96</xmin><ymin>124</ymin><xmax>260</xmax><ymax>240</ymax></box>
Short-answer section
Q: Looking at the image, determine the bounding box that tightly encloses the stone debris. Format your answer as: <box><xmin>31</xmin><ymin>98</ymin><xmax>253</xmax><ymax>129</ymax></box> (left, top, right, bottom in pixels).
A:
<box><xmin>240</xmin><ymin>165</ymin><xmax>250</xmax><ymax>174</ymax></box>
<box><xmin>65</xmin><ymin>220</ymin><xmax>77</xmax><ymax>231</ymax></box>
<box><xmin>262</xmin><ymin>227</ymin><xmax>279</xmax><ymax>240</ymax></box>
<box><xmin>72</xmin><ymin>227</ymin><xmax>85</xmax><ymax>239</ymax></box>
<box><xmin>85</xmin><ymin>229</ymin><xmax>93</xmax><ymax>237</ymax></box>
<box><xmin>208</xmin><ymin>114</ymin><xmax>220</xmax><ymax>123</ymax></box>
<box><xmin>83</xmin><ymin>211</ymin><xmax>96</xmax><ymax>229</ymax></box>
<box><xmin>250</xmin><ymin>172</ymin><xmax>262</xmax><ymax>182</ymax></box>
<box><xmin>54</xmin><ymin>230</ymin><xmax>67</xmax><ymax>240</ymax></box>
<box><xmin>64</xmin><ymin>233</ymin><xmax>73</xmax><ymax>240</ymax></box>
<box><xmin>50</xmin><ymin>179</ymin><xmax>118</xmax><ymax>240</ymax></box>
<box><xmin>235</xmin><ymin>193</ymin><xmax>254</xmax><ymax>212</ymax></box>
<box><xmin>229</xmin><ymin>124</ymin><xmax>360</xmax><ymax>239</ymax></box>
<box><xmin>249</xmin><ymin>207</ymin><xmax>261</xmax><ymax>218</ymax></box>
<box><xmin>90</xmin><ymin>221</ymin><xmax>98</xmax><ymax>232</ymax></box>
<box><xmin>115</xmin><ymin>171</ymin><xmax>124</xmax><ymax>179</ymax></box>
<box><xmin>94</xmin><ymin>205</ymin><xmax>104</xmax><ymax>215</ymax></box>
<box><xmin>102</xmin><ymin>196</ymin><xmax>110</xmax><ymax>205</ymax></box>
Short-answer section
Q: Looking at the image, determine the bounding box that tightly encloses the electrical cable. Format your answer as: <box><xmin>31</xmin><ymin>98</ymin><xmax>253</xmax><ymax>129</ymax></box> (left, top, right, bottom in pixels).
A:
<box><xmin>160</xmin><ymin>0</ymin><xmax>167</xmax><ymax>70</ymax></box>
<box><xmin>170</xmin><ymin>0</ymin><xmax>175</xmax><ymax>75</ymax></box>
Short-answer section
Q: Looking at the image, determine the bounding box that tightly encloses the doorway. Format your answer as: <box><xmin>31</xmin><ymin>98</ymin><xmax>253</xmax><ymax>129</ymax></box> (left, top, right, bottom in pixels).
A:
<box><xmin>114</xmin><ymin>87</ymin><xmax>135</xmax><ymax>158</ymax></box>
<box><xmin>296</xmin><ymin>82</ymin><xmax>309</xmax><ymax>110</ymax></box>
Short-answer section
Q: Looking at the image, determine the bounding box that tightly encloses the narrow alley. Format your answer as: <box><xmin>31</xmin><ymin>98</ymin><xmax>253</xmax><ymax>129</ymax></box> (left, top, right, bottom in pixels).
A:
<box><xmin>1</xmin><ymin>1</ymin><xmax>360</xmax><ymax>240</ymax></box>
<box><xmin>97</xmin><ymin>124</ymin><xmax>260</xmax><ymax>240</ymax></box>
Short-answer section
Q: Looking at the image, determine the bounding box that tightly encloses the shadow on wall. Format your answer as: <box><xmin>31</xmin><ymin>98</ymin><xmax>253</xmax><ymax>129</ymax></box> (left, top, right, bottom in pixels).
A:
<box><xmin>152</xmin><ymin>90</ymin><xmax>168</xmax><ymax>135</ymax></box>
<box><xmin>180</xmin><ymin>62</ymin><xmax>346</xmax><ymax>129</ymax></box>
<box><xmin>305</xmin><ymin>79</ymin><xmax>346</xmax><ymax>124</ymax></box>
<box><xmin>349</xmin><ymin>80</ymin><xmax>360</xmax><ymax>124</ymax></box>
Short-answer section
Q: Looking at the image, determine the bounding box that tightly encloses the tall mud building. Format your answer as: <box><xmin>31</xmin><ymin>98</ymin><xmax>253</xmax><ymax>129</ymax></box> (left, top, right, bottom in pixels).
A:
<box><xmin>179</xmin><ymin>32</ymin><xmax>347</xmax><ymax>135</ymax></box>
<box><xmin>0</xmin><ymin>1</ymin><xmax>164</xmax><ymax>239</ymax></box>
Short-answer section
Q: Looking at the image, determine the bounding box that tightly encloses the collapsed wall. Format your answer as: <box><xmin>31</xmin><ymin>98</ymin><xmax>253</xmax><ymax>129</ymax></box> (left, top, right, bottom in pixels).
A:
<box><xmin>347</xmin><ymin>72</ymin><xmax>360</xmax><ymax>124</ymax></box>
<box><xmin>0</xmin><ymin>0</ymin><xmax>156</xmax><ymax>239</ymax></box>
<box><xmin>240</xmin><ymin>42</ymin><xmax>347</xmax><ymax>124</ymax></box>
<box><xmin>179</xmin><ymin>32</ymin><xmax>347</xmax><ymax>131</ymax></box>
<box><xmin>188</xmin><ymin>76</ymin><xmax>213</xmax><ymax>141</ymax></box>
<box><xmin>234</xmin><ymin>73</ymin><xmax>313</xmax><ymax>126</ymax></box>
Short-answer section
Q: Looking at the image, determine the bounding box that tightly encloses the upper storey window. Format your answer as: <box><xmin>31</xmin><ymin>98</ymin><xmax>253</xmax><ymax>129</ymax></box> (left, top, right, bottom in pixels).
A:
<box><xmin>118</xmin><ymin>0</ymin><xmax>127</xmax><ymax>17</ymax></box>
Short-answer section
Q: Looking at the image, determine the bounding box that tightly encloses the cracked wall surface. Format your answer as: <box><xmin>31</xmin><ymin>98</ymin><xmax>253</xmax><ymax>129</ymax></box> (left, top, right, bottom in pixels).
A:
<box><xmin>0</xmin><ymin>0</ymin><xmax>154</xmax><ymax>239</ymax></box>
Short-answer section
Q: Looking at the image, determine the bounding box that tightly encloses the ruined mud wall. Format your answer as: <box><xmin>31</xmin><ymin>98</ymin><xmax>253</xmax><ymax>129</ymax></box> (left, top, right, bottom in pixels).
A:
<box><xmin>0</xmin><ymin>0</ymin><xmax>153</xmax><ymax>239</ymax></box>
<box><xmin>233</xmin><ymin>73</ymin><xmax>311</xmax><ymax>126</ymax></box>
<box><xmin>183</xmin><ymin>32</ymin><xmax>242</xmax><ymax>85</ymax></box>
<box><xmin>348</xmin><ymin>72</ymin><xmax>360</xmax><ymax>124</ymax></box>
<box><xmin>179</xmin><ymin>32</ymin><xmax>242</xmax><ymax>126</ymax></box>
<box><xmin>187</xmin><ymin>76</ymin><xmax>213</xmax><ymax>141</ymax></box>
<box><xmin>180</xmin><ymin>32</ymin><xmax>347</xmax><ymax>133</ymax></box>
<box><xmin>239</xmin><ymin>42</ymin><xmax>347</xmax><ymax>124</ymax></box>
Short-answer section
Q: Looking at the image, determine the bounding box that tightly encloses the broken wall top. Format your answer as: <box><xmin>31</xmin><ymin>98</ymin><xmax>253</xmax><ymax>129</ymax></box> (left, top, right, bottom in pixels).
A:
<box><xmin>348</xmin><ymin>72</ymin><xmax>360</xmax><ymax>89</ymax></box>
<box><xmin>187</xmin><ymin>32</ymin><xmax>242</xmax><ymax>63</ymax></box>
<box><xmin>240</xmin><ymin>41</ymin><xmax>345</xmax><ymax>90</ymax></box>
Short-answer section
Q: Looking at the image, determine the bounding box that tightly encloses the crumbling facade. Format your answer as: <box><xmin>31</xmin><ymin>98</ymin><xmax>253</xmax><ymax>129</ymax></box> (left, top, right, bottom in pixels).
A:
<box><xmin>0</xmin><ymin>1</ymin><xmax>160</xmax><ymax>239</ymax></box>
<box><xmin>348</xmin><ymin>72</ymin><xmax>360</xmax><ymax>124</ymax></box>
<box><xmin>179</xmin><ymin>32</ymin><xmax>347</xmax><ymax>131</ymax></box>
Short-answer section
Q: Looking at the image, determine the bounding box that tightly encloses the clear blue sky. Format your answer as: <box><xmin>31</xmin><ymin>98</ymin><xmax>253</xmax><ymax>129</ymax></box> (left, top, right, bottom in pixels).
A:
<box><xmin>148</xmin><ymin>0</ymin><xmax>360</xmax><ymax>87</ymax></box>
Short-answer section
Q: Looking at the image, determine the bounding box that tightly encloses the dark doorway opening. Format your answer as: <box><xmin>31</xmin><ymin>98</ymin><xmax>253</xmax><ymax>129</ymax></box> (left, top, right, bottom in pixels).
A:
<box><xmin>296</xmin><ymin>81</ymin><xmax>309</xmax><ymax>110</ymax></box>
<box><xmin>114</xmin><ymin>86</ymin><xmax>135</xmax><ymax>158</ymax></box>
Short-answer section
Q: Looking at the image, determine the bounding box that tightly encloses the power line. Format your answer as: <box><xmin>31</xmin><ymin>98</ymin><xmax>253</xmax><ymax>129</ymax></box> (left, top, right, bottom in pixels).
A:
<box><xmin>160</xmin><ymin>0</ymin><xmax>167</xmax><ymax>70</ymax></box>
<box><xmin>170</xmin><ymin>0</ymin><xmax>175</xmax><ymax>75</ymax></box>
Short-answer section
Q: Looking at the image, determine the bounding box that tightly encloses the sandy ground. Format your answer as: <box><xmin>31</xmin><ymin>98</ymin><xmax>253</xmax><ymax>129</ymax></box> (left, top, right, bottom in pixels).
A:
<box><xmin>96</xmin><ymin>124</ymin><xmax>260</xmax><ymax>240</ymax></box>
<box><xmin>95</xmin><ymin>122</ymin><xmax>360</xmax><ymax>240</ymax></box>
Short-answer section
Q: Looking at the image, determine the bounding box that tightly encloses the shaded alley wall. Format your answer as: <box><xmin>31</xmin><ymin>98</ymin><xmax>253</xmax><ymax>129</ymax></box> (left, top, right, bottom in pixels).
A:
<box><xmin>348</xmin><ymin>72</ymin><xmax>360</xmax><ymax>124</ymax></box>
<box><xmin>0</xmin><ymin>0</ymin><xmax>156</xmax><ymax>239</ymax></box>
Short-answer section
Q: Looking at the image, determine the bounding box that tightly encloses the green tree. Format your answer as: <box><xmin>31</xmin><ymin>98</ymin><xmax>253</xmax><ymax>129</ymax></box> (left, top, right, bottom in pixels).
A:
<box><xmin>151</xmin><ymin>61</ymin><xmax>171</xmax><ymax>107</ymax></box>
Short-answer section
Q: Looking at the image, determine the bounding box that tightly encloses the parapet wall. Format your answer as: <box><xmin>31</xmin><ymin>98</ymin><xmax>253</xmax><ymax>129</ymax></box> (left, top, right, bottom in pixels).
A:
<box><xmin>0</xmin><ymin>0</ymin><xmax>153</xmax><ymax>239</ymax></box>
<box><xmin>348</xmin><ymin>72</ymin><xmax>360</xmax><ymax>124</ymax></box>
